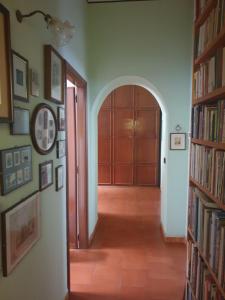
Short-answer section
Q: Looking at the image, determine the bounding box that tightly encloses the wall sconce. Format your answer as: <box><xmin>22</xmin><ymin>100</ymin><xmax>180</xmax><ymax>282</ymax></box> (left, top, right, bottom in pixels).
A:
<box><xmin>16</xmin><ymin>10</ymin><xmax>75</xmax><ymax>48</ymax></box>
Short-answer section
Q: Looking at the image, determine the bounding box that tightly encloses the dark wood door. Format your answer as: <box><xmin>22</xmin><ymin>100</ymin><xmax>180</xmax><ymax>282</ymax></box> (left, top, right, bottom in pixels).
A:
<box><xmin>98</xmin><ymin>85</ymin><xmax>160</xmax><ymax>186</ymax></box>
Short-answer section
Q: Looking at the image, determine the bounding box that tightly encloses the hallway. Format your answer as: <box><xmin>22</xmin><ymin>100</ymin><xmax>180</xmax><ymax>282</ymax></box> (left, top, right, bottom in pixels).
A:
<box><xmin>70</xmin><ymin>186</ymin><xmax>186</xmax><ymax>300</ymax></box>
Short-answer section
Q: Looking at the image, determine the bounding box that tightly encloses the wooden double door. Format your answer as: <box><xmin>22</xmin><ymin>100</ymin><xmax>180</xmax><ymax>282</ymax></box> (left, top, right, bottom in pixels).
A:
<box><xmin>98</xmin><ymin>85</ymin><xmax>161</xmax><ymax>186</ymax></box>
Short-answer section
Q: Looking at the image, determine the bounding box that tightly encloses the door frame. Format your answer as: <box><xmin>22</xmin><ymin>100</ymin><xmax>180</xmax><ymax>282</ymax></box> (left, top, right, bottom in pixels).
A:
<box><xmin>65</xmin><ymin>62</ymin><xmax>88</xmax><ymax>293</ymax></box>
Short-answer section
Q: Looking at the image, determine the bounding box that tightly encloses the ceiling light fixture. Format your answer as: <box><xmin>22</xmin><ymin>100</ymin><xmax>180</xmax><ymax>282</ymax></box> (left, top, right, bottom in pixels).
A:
<box><xmin>16</xmin><ymin>10</ymin><xmax>75</xmax><ymax>48</ymax></box>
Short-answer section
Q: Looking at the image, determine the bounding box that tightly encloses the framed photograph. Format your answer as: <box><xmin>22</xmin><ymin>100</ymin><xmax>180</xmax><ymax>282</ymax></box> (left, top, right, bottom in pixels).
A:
<box><xmin>57</xmin><ymin>140</ymin><xmax>66</xmax><ymax>158</ymax></box>
<box><xmin>39</xmin><ymin>160</ymin><xmax>53</xmax><ymax>191</ymax></box>
<box><xmin>170</xmin><ymin>133</ymin><xmax>186</xmax><ymax>150</ymax></box>
<box><xmin>0</xmin><ymin>146</ymin><xmax>32</xmax><ymax>195</ymax></box>
<box><xmin>12</xmin><ymin>50</ymin><xmax>29</xmax><ymax>102</ymax></box>
<box><xmin>57</xmin><ymin>107</ymin><xmax>65</xmax><ymax>131</ymax></box>
<box><xmin>11</xmin><ymin>107</ymin><xmax>30</xmax><ymax>135</ymax></box>
<box><xmin>44</xmin><ymin>45</ymin><xmax>65</xmax><ymax>104</ymax></box>
<box><xmin>55</xmin><ymin>165</ymin><xmax>63</xmax><ymax>191</ymax></box>
<box><xmin>30</xmin><ymin>68</ymin><xmax>40</xmax><ymax>97</ymax></box>
<box><xmin>0</xmin><ymin>4</ymin><xmax>13</xmax><ymax>123</ymax></box>
<box><xmin>1</xmin><ymin>191</ymin><xmax>41</xmax><ymax>276</ymax></box>
<box><xmin>31</xmin><ymin>103</ymin><xmax>57</xmax><ymax>155</ymax></box>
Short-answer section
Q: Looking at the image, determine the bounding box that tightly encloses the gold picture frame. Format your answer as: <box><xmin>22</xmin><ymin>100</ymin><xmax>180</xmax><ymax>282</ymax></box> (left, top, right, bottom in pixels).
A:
<box><xmin>0</xmin><ymin>4</ymin><xmax>12</xmax><ymax>123</ymax></box>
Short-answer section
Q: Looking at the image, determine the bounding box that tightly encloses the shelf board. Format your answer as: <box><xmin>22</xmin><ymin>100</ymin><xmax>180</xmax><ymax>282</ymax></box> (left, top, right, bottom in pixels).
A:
<box><xmin>187</xmin><ymin>228</ymin><xmax>225</xmax><ymax>299</ymax></box>
<box><xmin>194</xmin><ymin>25</ymin><xmax>225</xmax><ymax>66</ymax></box>
<box><xmin>191</xmin><ymin>139</ymin><xmax>225</xmax><ymax>150</ymax></box>
<box><xmin>193</xmin><ymin>87</ymin><xmax>225</xmax><ymax>105</ymax></box>
<box><xmin>190</xmin><ymin>177</ymin><xmax>225</xmax><ymax>211</ymax></box>
<box><xmin>187</xmin><ymin>279</ymin><xmax>197</xmax><ymax>300</ymax></box>
<box><xmin>195</xmin><ymin>0</ymin><xmax>216</xmax><ymax>29</ymax></box>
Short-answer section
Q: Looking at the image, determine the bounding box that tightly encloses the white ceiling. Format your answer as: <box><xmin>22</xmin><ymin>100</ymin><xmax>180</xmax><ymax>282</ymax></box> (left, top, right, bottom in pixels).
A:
<box><xmin>88</xmin><ymin>0</ymin><xmax>156</xmax><ymax>3</ymax></box>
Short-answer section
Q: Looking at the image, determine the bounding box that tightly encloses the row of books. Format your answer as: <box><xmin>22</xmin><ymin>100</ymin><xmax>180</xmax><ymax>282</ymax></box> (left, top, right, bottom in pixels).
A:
<box><xmin>195</xmin><ymin>0</ymin><xmax>225</xmax><ymax>58</ymax></box>
<box><xmin>199</xmin><ymin>0</ymin><xmax>210</xmax><ymax>14</ymax></box>
<box><xmin>190</xmin><ymin>144</ymin><xmax>214</xmax><ymax>193</ymax></box>
<box><xmin>192</xmin><ymin>100</ymin><xmax>225</xmax><ymax>143</ymax></box>
<box><xmin>187</xmin><ymin>239</ymin><xmax>225</xmax><ymax>299</ymax></box>
<box><xmin>214</xmin><ymin>151</ymin><xmax>225</xmax><ymax>202</ymax></box>
<box><xmin>193</xmin><ymin>48</ymin><xmax>225</xmax><ymax>99</ymax></box>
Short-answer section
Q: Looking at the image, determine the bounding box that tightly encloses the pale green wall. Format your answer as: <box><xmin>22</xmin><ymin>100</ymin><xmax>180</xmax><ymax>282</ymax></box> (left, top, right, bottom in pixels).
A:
<box><xmin>0</xmin><ymin>0</ymin><xmax>87</xmax><ymax>299</ymax></box>
<box><xmin>87</xmin><ymin>0</ymin><xmax>193</xmax><ymax>237</ymax></box>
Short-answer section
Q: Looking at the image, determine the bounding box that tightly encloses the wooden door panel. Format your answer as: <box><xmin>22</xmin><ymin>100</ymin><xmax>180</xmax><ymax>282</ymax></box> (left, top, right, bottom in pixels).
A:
<box><xmin>135</xmin><ymin>110</ymin><xmax>159</xmax><ymax>138</ymax></box>
<box><xmin>135</xmin><ymin>139</ymin><xmax>158</xmax><ymax>163</ymax></box>
<box><xmin>114</xmin><ymin>110</ymin><xmax>134</xmax><ymax>137</ymax></box>
<box><xmin>114</xmin><ymin>164</ymin><xmax>133</xmax><ymax>185</ymax></box>
<box><xmin>99</xmin><ymin>164</ymin><xmax>111</xmax><ymax>184</ymax></box>
<box><xmin>98</xmin><ymin>109</ymin><xmax>111</xmax><ymax>138</ymax></box>
<box><xmin>135</xmin><ymin>86</ymin><xmax>158</xmax><ymax>108</ymax></box>
<box><xmin>114</xmin><ymin>85</ymin><xmax>134</xmax><ymax>108</ymax></box>
<box><xmin>114</xmin><ymin>137</ymin><xmax>133</xmax><ymax>163</ymax></box>
<box><xmin>101</xmin><ymin>93</ymin><xmax>112</xmax><ymax>110</ymax></box>
<box><xmin>98</xmin><ymin>138</ymin><xmax>111</xmax><ymax>163</ymax></box>
<box><xmin>135</xmin><ymin>165</ymin><xmax>157</xmax><ymax>185</ymax></box>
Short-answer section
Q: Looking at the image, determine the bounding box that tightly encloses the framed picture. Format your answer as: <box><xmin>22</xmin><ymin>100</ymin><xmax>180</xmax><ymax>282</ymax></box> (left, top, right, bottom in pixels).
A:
<box><xmin>55</xmin><ymin>165</ymin><xmax>63</xmax><ymax>191</ymax></box>
<box><xmin>57</xmin><ymin>107</ymin><xmax>65</xmax><ymax>131</ymax></box>
<box><xmin>11</xmin><ymin>107</ymin><xmax>30</xmax><ymax>135</ymax></box>
<box><xmin>12</xmin><ymin>50</ymin><xmax>29</xmax><ymax>102</ymax></box>
<box><xmin>31</xmin><ymin>103</ymin><xmax>57</xmax><ymax>155</ymax></box>
<box><xmin>44</xmin><ymin>45</ymin><xmax>65</xmax><ymax>104</ymax></box>
<box><xmin>1</xmin><ymin>191</ymin><xmax>41</xmax><ymax>276</ymax></box>
<box><xmin>39</xmin><ymin>160</ymin><xmax>53</xmax><ymax>191</ymax></box>
<box><xmin>170</xmin><ymin>133</ymin><xmax>186</xmax><ymax>150</ymax></box>
<box><xmin>0</xmin><ymin>145</ymin><xmax>32</xmax><ymax>195</ymax></box>
<box><xmin>57</xmin><ymin>140</ymin><xmax>66</xmax><ymax>158</ymax></box>
<box><xmin>30</xmin><ymin>68</ymin><xmax>40</xmax><ymax>97</ymax></box>
<box><xmin>0</xmin><ymin>4</ymin><xmax>13</xmax><ymax>123</ymax></box>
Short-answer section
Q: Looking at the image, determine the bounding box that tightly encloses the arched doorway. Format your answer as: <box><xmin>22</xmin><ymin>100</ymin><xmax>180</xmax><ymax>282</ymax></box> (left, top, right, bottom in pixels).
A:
<box><xmin>98</xmin><ymin>85</ymin><xmax>161</xmax><ymax>187</ymax></box>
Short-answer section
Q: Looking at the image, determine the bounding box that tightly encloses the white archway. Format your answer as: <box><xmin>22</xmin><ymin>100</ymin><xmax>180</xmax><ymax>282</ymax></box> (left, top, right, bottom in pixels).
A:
<box><xmin>88</xmin><ymin>76</ymin><xmax>169</xmax><ymax>235</ymax></box>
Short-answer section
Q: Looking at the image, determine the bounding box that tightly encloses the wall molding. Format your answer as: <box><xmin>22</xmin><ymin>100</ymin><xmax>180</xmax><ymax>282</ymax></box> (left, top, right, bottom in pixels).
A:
<box><xmin>89</xmin><ymin>218</ymin><xmax>100</xmax><ymax>246</ymax></box>
<box><xmin>160</xmin><ymin>223</ymin><xmax>186</xmax><ymax>244</ymax></box>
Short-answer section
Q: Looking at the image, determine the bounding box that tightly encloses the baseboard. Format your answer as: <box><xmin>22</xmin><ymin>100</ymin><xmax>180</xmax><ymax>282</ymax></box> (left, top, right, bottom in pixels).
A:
<box><xmin>89</xmin><ymin>218</ymin><xmax>100</xmax><ymax>246</ymax></box>
<box><xmin>160</xmin><ymin>223</ymin><xmax>186</xmax><ymax>244</ymax></box>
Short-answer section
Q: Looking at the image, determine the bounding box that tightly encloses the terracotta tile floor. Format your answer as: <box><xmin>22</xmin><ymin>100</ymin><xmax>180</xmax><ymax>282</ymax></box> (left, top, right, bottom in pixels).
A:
<box><xmin>70</xmin><ymin>186</ymin><xmax>186</xmax><ymax>300</ymax></box>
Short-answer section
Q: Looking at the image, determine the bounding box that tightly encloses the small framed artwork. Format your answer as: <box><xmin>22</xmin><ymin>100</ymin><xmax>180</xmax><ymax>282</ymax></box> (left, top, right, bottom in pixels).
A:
<box><xmin>11</xmin><ymin>107</ymin><xmax>30</xmax><ymax>135</ymax></box>
<box><xmin>31</xmin><ymin>103</ymin><xmax>57</xmax><ymax>155</ymax></box>
<box><xmin>12</xmin><ymin>50</ymin><xmax>29</xmax><ymax>102</ymax></box>
<box><xmin>0</xmin><ymin>4</ymin><xmax>13</xmax><ymax>123</ymax></box>
<box><xmin>30</xmin><ymin>68</ymin><xmax>40</xmax><ymax>97</ymax></box>
<box><xmin>57</xmin><ymin>140</ymin><xmax>66</xmax><ymax>158</ymax></box>
<box><xmin>0</xmin><ymin>145</ymin><xmax>32</xmax><ymax>195</ymax></box>
<box><xmin>39</xmin><ymin>160</ymin><xmax>53</xmax><ymax>191</ymax></box>
<box><xmin>57</xmin><ymin>107</ymin><xmax>65</xmax><ymax>131</ymax></box>
<box><xmin>55</xmin><ymin>165</ymin><xmax>63</xmax><ymax>191</ymax></box>
<box><xmin>170</xmin><ymin>133</ymin><xmax>186</xmax><ymax>150</ymax></box>
<box><xmin>1</xmin><ymin>191</ymin><xmax>41</xmax><ymax>276</ymax></box>
<box><xmin>44</xmin><ymin>45</ymin><xmax>65</xmax><ymax>104</ymax></box>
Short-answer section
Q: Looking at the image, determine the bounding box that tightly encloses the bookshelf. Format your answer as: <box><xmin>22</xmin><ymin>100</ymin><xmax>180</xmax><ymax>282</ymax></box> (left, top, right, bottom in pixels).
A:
<box><xmin>186</xmin><ymin>0</ymin><xmax>225</xmax><ymax>299</ymax></box>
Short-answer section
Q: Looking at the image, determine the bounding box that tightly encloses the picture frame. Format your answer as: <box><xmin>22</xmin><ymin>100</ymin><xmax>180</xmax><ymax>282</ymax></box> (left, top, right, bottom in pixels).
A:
<box><xmin>31</xmin><ymin>103</ymin><xmax>57</xmax><ymax>155</ymax></box>
<box><xmin>0</xmin><ymin>145</ymin><xmax>32</xmax><ymax>195</ymax></box>
<box><xmin>57</xmin><ymin>140</ymin><xmax>66</xmax><ymax>158</ymax></box>
<box><xmin>0</xmin><ymin>4</ymin><xmax>13</xmax><ymax>123</ymax></box>
<box><xmin>30</xmin><ymin>68</ymin><xmax>40</xmax><ymax>97</ymax></box>
<box><xmin>39</xmin><ymin>160</ymin><xmax>53</xmax><ymax>191</ymax></box>
<box><xmin>12</xmin><ymin>50</ymin><xmax>29</xmax><ymax>102</ymax></box>
<box><xmin>55</xmin><ymin>165</ymin><xmax>63</xmax><ymax>191</ymax></box>
<box><xmin>1</xmin><ymin>191</ymin><xmax>41</xmax><ymax>277</ymax></box>
<box><xmin>170</xmin><ymin>133</ymin><xmax>186</xmax><ymax>150</ymax></box>
<box><xmin>44</xmin><ymin>45</ymin><xmax>65</xmax><ymax>104</ymax></box>
<box><xmin>57</xmin><ymin>107</ymin><xmax>65</xmax><ymax>131</ymax></box>
<box><xmin>10</xmin><ymin>106</ymin><xmax>30</xmax><ymax>135</ymax></box>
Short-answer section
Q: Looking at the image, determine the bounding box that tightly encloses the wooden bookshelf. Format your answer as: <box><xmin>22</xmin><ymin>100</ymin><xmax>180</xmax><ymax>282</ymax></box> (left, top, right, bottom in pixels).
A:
<box><xmin>186</xmin><ymin>0</ymin><xmax>225</xmax><ymax>298</ymax></box>
<box><xmin>188</xmin><ymin>228</ymin><xmax>225</xmax><ymax>299</ymax></box>
<box><xmin>193</xmin><ymin>86</ymin><xmax>225</xmax><ymax>105</ymax></box>
<box><xmin>195</xmin><ymin>0</ymin><xmax>216</xmax><ymax>29</ymax></box>
<box><xmin>191</xmin><ymin>138</ymin><xmax>225</xmax><ymax>150</ymax></box>
<box><xmin>194</xmin><ymin>24</ymin><xmax>225</xmax><ymax>67</ymax></box>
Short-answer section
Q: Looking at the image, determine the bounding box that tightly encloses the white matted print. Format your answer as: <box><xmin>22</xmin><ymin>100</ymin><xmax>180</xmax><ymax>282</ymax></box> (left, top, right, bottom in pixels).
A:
<box><xmin>51</xmin><ymin>51</ymin><xmax>62</xmax><ymax>102</ymax></box>
<box><xmin>12</xmin><ymin>51</ymin><xmax>28</xmax><ymax>102</ymax></box>
<box><xmin>170</xmin><ymin>133</ymin><xmax>186</xmax><ymax>150</ymax></box>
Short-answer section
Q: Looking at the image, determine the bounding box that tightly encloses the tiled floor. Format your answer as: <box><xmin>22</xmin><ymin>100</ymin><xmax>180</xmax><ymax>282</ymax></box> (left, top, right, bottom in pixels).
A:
<box><xmin>70</xmin><ymin>186</ymin><xmax>186</xmax><ymax>300</ymax></box>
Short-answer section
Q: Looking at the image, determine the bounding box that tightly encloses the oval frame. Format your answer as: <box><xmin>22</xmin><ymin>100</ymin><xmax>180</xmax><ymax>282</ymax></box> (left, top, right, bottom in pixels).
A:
<box><xmin>31</xmin><ymin>103</ymin><xmax>57</xmax><ymax>155</ymax></box>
